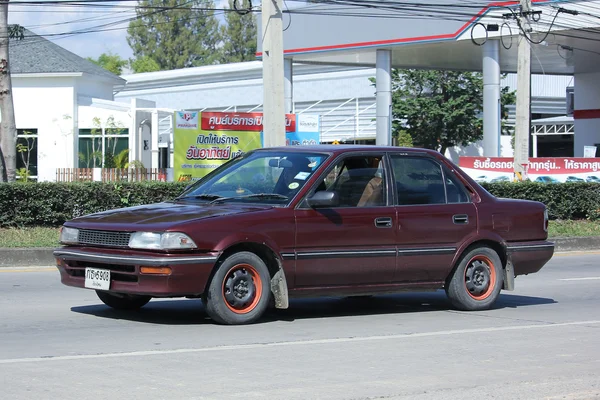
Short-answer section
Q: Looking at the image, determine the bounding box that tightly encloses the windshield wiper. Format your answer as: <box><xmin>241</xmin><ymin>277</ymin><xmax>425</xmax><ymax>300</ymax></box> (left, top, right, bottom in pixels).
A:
<box><xmin>175</xmin><ymin>194</ymin><xmax>224</xmax><ymax>201</ymax></box>
<box><xmin>209</xmin><ymin>193</ymin><xmax>289</xmax><ymax>204</ymax></box>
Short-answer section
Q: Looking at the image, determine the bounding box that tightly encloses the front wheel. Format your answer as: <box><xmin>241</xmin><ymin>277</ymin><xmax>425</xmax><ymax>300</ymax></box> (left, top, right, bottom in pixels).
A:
<box><xmin>96</xmin><ymin>291</ymin><xmax>151</xmax><ymax>310</ymax></box>
<box><xmin>204</xmin><ymin>252</ymin><xmax>271</xmax><ymax>325</ymax></box>
<box><xmin>445</xmin><ymin>247</ymin><xmax>503</xmax><ymax>311</ymax></box>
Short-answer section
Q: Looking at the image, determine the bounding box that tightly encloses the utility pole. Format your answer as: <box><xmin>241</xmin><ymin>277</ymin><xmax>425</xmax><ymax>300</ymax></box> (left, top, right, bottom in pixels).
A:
<box><xmin>261</xmin><ymin>0</ymin><xmax>286</xmax><ymax>147</ymax></box>
<box><xmin>513</xmin><ymin>0</ymin><xmax>532</xmax><ymax>181</ymax></box>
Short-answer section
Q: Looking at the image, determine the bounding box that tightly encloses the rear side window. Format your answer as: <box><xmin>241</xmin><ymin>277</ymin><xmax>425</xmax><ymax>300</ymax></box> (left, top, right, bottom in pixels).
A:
<box><xmin>390</xmin><ymin>156</ymin><xmax>446</xmax><ymax>205</ymax></box>
<box><xmin>390</xmin><ymin>156</ymin><xmax>472</xmax><ymax>205</ymax></box>
<box><xmin>443</xmin><ymin>167</ymin><xmax>470</xmax><ymax>203</ymax></box>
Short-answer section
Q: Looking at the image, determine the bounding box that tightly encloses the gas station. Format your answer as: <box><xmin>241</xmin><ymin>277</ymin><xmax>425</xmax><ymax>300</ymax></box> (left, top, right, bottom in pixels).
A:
<box><xmin>258</xmin><ymin>0</ymin><xmax>600</xmax><ymax>159</ymax></box>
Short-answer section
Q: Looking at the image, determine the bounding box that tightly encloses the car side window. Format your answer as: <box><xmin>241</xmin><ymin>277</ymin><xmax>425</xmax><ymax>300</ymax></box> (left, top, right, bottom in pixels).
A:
<box><xmin>390</xmin><ymin>156</ymin><xmax>446</xmax><ymax>205</ymax></box>
<box><xmin>313</xmin><ymin>155</ymin><xmax>387</xmax><ymax>207</ymax></box>
<box><xmin>443</xmin><ymin>167</ymin><xmax>470</xmax><ymax>203</ymax></box>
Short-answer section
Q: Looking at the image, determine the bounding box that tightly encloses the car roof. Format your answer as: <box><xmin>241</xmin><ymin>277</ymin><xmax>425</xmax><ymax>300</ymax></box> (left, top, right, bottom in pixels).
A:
<box><xmin>252</xmin><ymin>145</ymin><xmax>441</xmax><ymax>157</ymax></box>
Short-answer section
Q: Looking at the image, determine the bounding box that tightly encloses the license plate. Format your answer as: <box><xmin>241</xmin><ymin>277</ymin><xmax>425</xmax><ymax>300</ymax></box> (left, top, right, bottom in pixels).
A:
<box><xmin>84</xmin><ymin>268</ymin><xmax>111</xmax><ymax>290</ymax></box>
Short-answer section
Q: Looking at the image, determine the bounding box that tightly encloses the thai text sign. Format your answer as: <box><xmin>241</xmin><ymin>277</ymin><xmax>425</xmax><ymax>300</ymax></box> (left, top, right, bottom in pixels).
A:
<box><xmin>174</xmin><ymin>111</ymin><xmax>319</xmax><ymax>181</ymax></box>
<box><xmin>459</xmin><ymin>157</ymin><xmax>600</xmax><ymax>183</ymax></box>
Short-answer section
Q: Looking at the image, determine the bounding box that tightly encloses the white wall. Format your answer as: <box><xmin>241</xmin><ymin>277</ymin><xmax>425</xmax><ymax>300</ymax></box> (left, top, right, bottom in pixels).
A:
<box><xmin>77</xmin><ymin>103</ymin><xmax>131</xmax><ymax>163</ymax></box>
<box><xmin>574</xmin><ymin>72</ymin><xmax>600</xmax><ymax>157</ymax></box>
<box><xmin>77</xmin><ymin>103</ymin><xmax>130</xmax><ymax>130</ymax></box>
<box><xmin>76</xmin><ymin>76</ymin><xmax>115</xmax><ymax>100</ymax></box>
<box><xmin>130</xmin><ymin>98</ymin><xmax>156</xmax><ymax>169</ymax></box>
<box><xmin>12</xmin><ymin>76</ymin><xmax>77</xmax><ymax>182</ymax></box>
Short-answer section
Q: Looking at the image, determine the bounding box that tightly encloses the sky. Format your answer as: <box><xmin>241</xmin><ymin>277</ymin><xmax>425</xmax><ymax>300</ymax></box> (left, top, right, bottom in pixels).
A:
<box><xmin>8</xmin><ymin>0</ymin><xmax>231</xmax><ymax>63</ymax></box>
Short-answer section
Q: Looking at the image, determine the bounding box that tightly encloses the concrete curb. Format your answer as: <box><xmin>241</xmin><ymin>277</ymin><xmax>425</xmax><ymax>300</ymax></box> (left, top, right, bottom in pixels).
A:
<box><xmin>0</xmin><ymin>248</ymin><xmax>56</xmax><ymax>267</ymax></box>
<box><xmin>551</xmin><ymin>236</ymin><xmax>600</xmax><ymax>253</ymax></box>
<box><xmin>0</xmin><ymin>237</ymin><xmax>599</xmax><ymax>267</ymax></box>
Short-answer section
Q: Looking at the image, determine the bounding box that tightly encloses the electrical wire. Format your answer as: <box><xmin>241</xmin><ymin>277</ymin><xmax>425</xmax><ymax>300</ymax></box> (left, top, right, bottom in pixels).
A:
<box><xmin>7</xmin><ymin>0</ymin><xmax>225</xmax><ymax>43</ymax></box>
<box><xmin>556</xmin><ymin>44</ymin><xmax>572</xmax><ymax>60</ymax></box>
<box><xmin>8</xmin><ymin>0</ymin><xmax>600</xmax><ymax>49</ymax></box>
<box><xmin>470</xmin><ymin>22</ymin><xmax>487</xmax><ymax>46</ymax></box>
<box><xmin>531</xmin><ymin>41</ymin><xmax>545</xmax><ymax>75</ymax></box>
<box><xmin>283</xmin><ymin>0</ymin><xmax>292</xmax><ymax>31</ymax></box>
<box><xmin>233</xmin><ymin>0</ymin><xmax>252</xmax><ymax>15</ymax></box>
<box><xmin>500</xmin><ymin>21</ymin><xmax>513</xmax><ymax>50</ymax></box>
<box><xmin>559</xmin><ymin>43</ymin><xmax>600</xmax><ymax>57</ymax></box>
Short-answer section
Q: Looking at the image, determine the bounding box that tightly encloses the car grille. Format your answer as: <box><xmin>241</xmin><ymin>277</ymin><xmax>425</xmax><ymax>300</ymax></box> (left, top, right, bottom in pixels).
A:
<box><xmin>78</xmin><ymin>229</ymin><xmax>131</xmax><ymax>247</ymax></box>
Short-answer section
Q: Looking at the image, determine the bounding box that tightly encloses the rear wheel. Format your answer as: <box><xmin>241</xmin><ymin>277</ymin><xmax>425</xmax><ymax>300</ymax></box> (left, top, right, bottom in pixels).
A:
<box><xmin>205</xmin><ymin>252</ymin><xmax>271</xmax><ymax>325</ymax></box>
<box><xmin>445</xmin><ymin>246</ymin><xmax>503</xmax><ymax>311</ymax></box>
<box><xmin>96</xmin><ymin>291</ymin><xmax>151</xmax><ymax>310</ymax></box>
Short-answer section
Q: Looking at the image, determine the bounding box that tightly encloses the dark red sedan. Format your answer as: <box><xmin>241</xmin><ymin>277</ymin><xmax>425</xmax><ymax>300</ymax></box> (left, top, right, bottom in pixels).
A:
<box><xmin>55</xmin><ymin>146</ymin><xmax>554</xmax><ymax>325</ymax></box>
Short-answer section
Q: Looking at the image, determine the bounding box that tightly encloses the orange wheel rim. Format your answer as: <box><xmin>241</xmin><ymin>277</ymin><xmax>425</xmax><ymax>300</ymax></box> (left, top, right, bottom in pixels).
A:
<box><xmin>222</xmin><ymin>263</ymin><xmax>262</xmax><ymax>314</ymax></box>
<box><xmin>464</xmin><ymin>255</ymin><xmax>496</xmax><ymax>300</ymax></box>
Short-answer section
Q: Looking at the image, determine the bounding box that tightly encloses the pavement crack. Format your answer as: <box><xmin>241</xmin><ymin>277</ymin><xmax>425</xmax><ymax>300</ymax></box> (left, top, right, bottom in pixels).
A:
<box><xmin>444</xmin><ymin>309</ymin><xmax>556</xmax><ymax>325</ymax></box>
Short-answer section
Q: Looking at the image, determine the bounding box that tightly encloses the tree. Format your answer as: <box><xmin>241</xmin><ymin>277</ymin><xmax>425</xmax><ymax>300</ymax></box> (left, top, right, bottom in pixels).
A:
<box><xmin>129</xmin><ymin>56</ymin><xmax>161</xmax><ymax>73</ymax></box>
<box><xmin>86</xmin><ymin>52</ymin><xmax>128</xmax><ymax>75</ymax></box>
<box><xmin>0</xmin><ymin>1</ymin><xmax>25</xmax><ymax>182</ymax></box>
<box><xmin>219</xmin><ymin>0</ymin><xmax>257</xmax><ymax>63</ymax></box>
<box><xmin>395</xmin><ymin>130</ymin><xmax>413</xmax><ymax>147</ymax></box>
<box><xmin>16</xmin><ymin>130</ymin><xmax>35</xmax><ymax>181</ymax></box>
<box><xmin>380</xmin><ymin>69</ymin><xmax>515</xmax><ymax>155</ymax></box>
<box><xmin>127</xmin><ymin>0</ymin><xmax>221</xmax><ymax>71</ymax></box>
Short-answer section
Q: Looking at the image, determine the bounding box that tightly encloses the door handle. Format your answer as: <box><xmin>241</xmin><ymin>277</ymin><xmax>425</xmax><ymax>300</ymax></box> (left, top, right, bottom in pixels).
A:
<box><xmin>374</xmin><ymin>217</ymin><xmax>393</xmax><ymax>228</ymax></box>
<box><xmin>453</xmin><ymin>214</ymin><xmax>469</xmax><ymax>224</ymax></box>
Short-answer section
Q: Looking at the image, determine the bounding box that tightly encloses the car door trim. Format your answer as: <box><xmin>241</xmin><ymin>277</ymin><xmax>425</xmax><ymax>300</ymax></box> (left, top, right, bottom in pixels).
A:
<box><xmin>286</xmin><ymin>247</ymin><xmax>456</xmax><ymax>260</ymax></box>
<box><xmin>397</xmin><ymin>247</ymin><xmax>456</xmax><ymax>256</ymax></box>
<box><xmin>294</xmin><ymin>249</ymin><xmax>397</xmax><ymax>259</ymax></box>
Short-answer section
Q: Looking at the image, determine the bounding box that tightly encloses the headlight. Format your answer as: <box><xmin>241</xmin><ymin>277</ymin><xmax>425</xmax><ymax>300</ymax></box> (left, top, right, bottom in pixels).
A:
<box><xmin>128</xmin><ymin>232</ymin><xmax>197</xmax><ymax>250</ymax></box>
<box><xmin>60</xmin><ymin>226</ymin><xmax>79</xmax><ymax>244</ymax></box>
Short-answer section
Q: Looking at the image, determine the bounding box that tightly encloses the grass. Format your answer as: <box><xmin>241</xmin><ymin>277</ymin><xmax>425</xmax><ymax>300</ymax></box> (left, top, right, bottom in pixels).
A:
<box><xmin>548</xmin><ymin>220</ymin><xmax>600</xmax><ymax>238</ymax></box>
<box><xmin>0</xmin><ymin>220</ymin><xmax>598</xmax><ymax>248</ymax></box>
<box><xmin>0</xmin><ymin>227</ymin><xmax>60</xmax><ymax>248</ymax></box>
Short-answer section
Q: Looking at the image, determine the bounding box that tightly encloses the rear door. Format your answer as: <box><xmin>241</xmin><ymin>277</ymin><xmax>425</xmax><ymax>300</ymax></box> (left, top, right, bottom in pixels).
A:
<box><xmin>389</xmin><ymin>154</ymin><xmax>477</xmax><ymax>283</ymax></box>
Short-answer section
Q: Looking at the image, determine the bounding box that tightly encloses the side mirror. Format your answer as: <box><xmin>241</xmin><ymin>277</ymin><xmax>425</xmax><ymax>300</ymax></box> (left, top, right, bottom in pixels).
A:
<box><xmin>306</xmin><ymin>191</ymin><xmax>339</xmax><ymax>208</ymax></box>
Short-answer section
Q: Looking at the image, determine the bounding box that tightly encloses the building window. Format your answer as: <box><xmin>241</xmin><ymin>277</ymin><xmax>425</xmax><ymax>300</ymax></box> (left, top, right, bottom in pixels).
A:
<box><xmin>78</xmin><ymin>126</ymin><xmax>129</xmax><ymax>168</ymax></box>
<box><xmin>16</xmin><ymin>129</ymin><xmax>38</xmax><ymax>179</ymax></box>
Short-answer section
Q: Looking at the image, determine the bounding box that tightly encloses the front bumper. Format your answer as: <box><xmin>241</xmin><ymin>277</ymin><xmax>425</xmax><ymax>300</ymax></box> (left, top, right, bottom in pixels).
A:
<box><xmin>54</xmin><ymin>247</ymin><xmax>218</xmax><ymax>297</ymax></box>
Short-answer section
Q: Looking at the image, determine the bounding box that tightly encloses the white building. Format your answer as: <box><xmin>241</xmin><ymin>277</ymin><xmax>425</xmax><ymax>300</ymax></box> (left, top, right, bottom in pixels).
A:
<box><xmin>9</xmin><ymin>30</ymin><xmax>156</xmax><ymax>181</ymax></box>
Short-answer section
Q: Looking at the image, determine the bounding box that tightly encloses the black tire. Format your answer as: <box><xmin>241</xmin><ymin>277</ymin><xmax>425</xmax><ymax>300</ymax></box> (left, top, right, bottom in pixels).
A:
<box><xmin>96</xmin><ymin>291</ymin><xmax>151</xmax><ymax>310</ymax></box>
<box><xmin>445</xmin><ymin>246</ymin><xmax>503</xmax><ymax>311</ymax></box>
<box><xmin>205</xmin><ymin>251</ymin><xmax>271</xmax><ymax>325</ymax></box>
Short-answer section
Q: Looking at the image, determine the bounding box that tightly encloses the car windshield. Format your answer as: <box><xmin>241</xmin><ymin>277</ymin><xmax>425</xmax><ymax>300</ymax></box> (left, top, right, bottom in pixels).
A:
<box><xmin>177</xmin><ymin>150</ymin><xmax>328</xmax><ymax>205</ymax></box>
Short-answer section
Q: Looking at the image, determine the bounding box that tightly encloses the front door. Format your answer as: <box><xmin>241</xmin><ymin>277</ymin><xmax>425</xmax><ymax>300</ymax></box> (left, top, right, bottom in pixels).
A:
<box><xmin>389</xmin><ymin>155</ymin><xmax>477</xmax><ymax>283</ymax></box>
<box><xmin>294</xmin><ymin>154</ymin><xmax>397</xmax><ymax>288</ymax></box>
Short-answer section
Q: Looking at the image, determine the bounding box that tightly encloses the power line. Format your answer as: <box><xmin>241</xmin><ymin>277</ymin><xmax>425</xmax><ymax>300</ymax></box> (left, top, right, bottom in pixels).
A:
<box><xmin>8</xmin><ymin>0</ymin><xmax>600</xmax><ymax>51</ymax></box>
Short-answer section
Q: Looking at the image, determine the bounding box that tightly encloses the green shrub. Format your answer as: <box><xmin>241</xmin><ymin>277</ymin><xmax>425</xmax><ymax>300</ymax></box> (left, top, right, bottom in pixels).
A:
<box><xmin>0</xmin><ymin>181</ymin><xmax>598</xmax><ymax>228</ymax></box>
<box><xmin>481</xmin><ymin>182</ymin><xmax>600</xmax><ymax>220</ymax></box>
<box><xmin>0</xmin><ymin>182</ymin><xmax>187</xmax><ymax>228</ymax></box>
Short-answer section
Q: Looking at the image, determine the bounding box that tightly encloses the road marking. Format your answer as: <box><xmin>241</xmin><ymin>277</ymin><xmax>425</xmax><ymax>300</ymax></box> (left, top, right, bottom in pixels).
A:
<box><xmin>554</xmin><ymin>251</ymin><xmax>600</xmax><ymax>257</ymax></box>
<box><xmin>1</xmin><ymin>319</ymin><xmax>599</xmax><ymax>365</ymax></box>
<box><xmin>559</xmin><ymin>277</ymin><xmax>600</xmax><ymax>281</ymax></box>
<box><xmin>0</xmin><ymin>267</ymin><xmax>56</xmax><ymax>273</ymax></box>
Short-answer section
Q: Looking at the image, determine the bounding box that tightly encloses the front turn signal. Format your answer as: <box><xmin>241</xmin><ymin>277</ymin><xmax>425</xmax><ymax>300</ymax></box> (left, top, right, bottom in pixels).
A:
<box><xmin>140</xmin><ymin>266</ymin><xmax>172</xmax><ymax>275</ymax></box>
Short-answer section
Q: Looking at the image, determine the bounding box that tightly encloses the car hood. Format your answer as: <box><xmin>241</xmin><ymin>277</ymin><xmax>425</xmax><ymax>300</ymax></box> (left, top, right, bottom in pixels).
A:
<box><xmin>66</xmin><ymin>201</ymin><xmax>271</xmax><ymax>230</ymax></box>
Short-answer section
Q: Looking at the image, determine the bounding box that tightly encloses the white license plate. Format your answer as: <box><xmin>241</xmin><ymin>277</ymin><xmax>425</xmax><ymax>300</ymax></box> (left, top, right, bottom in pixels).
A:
<box><xmin>84</xmin><ymin>268</ymin><xmax>111</xmax><ymax>290</ymax></box>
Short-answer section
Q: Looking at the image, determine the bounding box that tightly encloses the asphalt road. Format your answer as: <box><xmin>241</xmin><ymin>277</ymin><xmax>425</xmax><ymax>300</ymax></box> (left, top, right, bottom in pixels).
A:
<box><xmin>1</xmin><ymin>252</ymin><xmax>600</xmax><ymax>400</ymax></box>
